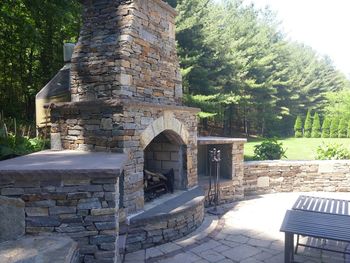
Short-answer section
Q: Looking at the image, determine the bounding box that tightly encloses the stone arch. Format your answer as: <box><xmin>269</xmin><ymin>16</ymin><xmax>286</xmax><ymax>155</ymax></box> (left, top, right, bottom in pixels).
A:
<box><xmin>140</xmin><ymin>112</ymin><xmax>190</xmax><ymax>150</ymax></box>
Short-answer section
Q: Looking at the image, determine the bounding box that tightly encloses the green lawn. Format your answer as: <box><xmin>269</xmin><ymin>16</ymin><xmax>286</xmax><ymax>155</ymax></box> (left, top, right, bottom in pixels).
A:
<box><xmin>244</xmin><ymin>138</ymin><xmax>350</xmax><ymax>160</ymax></box>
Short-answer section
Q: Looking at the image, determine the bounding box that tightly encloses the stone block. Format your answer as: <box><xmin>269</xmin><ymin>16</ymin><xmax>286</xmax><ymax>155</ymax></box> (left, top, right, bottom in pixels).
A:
<box><xmin>90</xmin><ymin>235</ymin><xmax>116</xmax><ymax>245</ymax></box>
<box><xmin>0</xmin><ymin>196</ymin><xmax>25</xmax><ymax>242</ymax></box>
<box><xmin>50</xmin><ymin>206</ymin><xmax>77</xmax><ymax>215</ymax></box>
<box><xmin>77</xmin><ymin>198</ymin><xmax>102</xmax><ymax>210</ymax></box>
<box><xmin>257</xmin><ymin>176</ymin><xmax>270</xmax><ymax>188</ymax></box>
<box><xmin>26</xmin><ymin>216</ymin><xmax>61</xmax><ymax>227</ymax></box>
<box><xmin>25</xmin><ymin>207</ymin><xmax>49</xmax><ymax>216</ymax></box>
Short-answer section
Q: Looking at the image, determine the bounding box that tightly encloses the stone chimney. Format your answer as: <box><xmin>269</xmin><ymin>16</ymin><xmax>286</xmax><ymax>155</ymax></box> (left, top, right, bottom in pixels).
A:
<box><xmin>71</xmin><ymin>0</ymin><xmax>182</xmax><ymax>105</ymax></box>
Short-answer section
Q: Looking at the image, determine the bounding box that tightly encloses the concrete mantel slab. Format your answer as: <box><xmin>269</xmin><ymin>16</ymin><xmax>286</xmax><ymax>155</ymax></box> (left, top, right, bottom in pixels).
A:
<box><xmin>197</xmin><ymin>136</ymin><xmax>247</xmax><ymax>145</ymax></box>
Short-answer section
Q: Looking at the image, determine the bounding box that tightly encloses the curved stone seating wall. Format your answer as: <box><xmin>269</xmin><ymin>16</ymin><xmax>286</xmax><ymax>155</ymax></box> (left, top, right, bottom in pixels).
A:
<box><xmin>125</xmin><ymin>189</ymin><xmax>205</xmax><ymax>252</ymax></box>
<box><xmin>244</xmin><ymin>160</ymin><xmax>350</xmax><ymax>195</ymax></box>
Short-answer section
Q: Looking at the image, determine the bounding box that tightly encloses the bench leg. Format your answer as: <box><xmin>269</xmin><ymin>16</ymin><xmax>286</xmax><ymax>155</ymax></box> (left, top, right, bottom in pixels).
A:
<box><xmin>285</xmin><ymin>232</ymin><xmax>294</xmax><ymax>263</ymax></box>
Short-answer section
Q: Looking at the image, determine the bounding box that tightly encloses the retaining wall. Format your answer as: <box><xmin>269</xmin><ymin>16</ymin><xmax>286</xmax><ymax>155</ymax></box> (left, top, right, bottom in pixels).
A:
<box><xmin>244</xmin><ymin>160</ymin><xmax>350</xmax><ymax>195</ymax></box>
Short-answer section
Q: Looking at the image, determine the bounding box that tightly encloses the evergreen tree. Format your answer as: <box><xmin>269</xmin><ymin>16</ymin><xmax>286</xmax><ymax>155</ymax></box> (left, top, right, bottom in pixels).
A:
<box><xmin>294</xmin><ymin>115</ymin><xmax>303</xmax><ymax>137</ymax></box>
<box><xmin>338</xmin><ymin>117</ymin><xmax>348</xmax><ymax>138</ymax></box>
<box><xmin>303</xmin><ymin>110</ymin><xmax>312</xmax><ymax>138</ymax></box>
<box><xmin>311</xmin><ymin>112</ymin><xmax>321</xmax><ymax>138</ymax></box>
<box><xmin>330</xmin><ymin>116</ymin><xmax>340</xmax><ymax>138</ymax></box>
<box><xmin>321</xmin><ymin>116</ymin><xmax>331</xmax><ymax>138</ymax></box>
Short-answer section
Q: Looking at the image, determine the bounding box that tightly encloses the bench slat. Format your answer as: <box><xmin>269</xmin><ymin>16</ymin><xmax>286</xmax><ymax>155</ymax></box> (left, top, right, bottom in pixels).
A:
<box><xmin>293</xmin><ymin>195</ymin><xmax>350</xmax><ymax>216</ymax></box>
<box><xmin>281</xmin><ymin>210</ymin><xmax>350</xmax><ymax>243</ymax></box>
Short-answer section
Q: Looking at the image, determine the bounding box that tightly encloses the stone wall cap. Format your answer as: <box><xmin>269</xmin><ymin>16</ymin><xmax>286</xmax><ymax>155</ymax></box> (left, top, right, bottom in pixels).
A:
<box><xmin>46</xmin><ymin>99</ymin><xmax>123</xmax><ymax>109</ymax></box>
<box><xmin>47</xmin><ymin>99</ymin><xmax>200</xmax><ymax>113</ymax></box>
<box><xmin>0</xmin><ymin>150</ymin><xmax>127</xmax><ymax>177</ymax></box>
<box><xmin>244</xmin><ymin>159</ymin><xmax>350</xmax><ymax>166</ymax></box>
<box><xmin>154</xmin><ymin>0</ymin><xmax>178</xmax><ymax>16</ymax></box>
<box><xmin>198</xmin><ymin>136</ymin><xmax>247</xmax><ymax>145</ymax></box>
<box><xmin>122</xmin><ymin>100</ymin><xmax>200</xmax><ymax>113</ymax></box>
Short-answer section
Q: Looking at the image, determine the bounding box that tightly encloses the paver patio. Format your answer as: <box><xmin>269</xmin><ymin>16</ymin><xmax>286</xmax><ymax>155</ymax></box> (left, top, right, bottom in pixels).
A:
<box><xmin>124</xmin><ymin>192</ymin><xmax>350</xmax><ymax>263</ymax></box>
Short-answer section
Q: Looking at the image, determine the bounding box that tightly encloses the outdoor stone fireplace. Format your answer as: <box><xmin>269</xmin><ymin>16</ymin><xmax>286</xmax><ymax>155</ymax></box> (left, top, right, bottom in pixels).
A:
<box><xmin>50</xmin><ymin>0</ymin><xmax>200</xmax><ymax>217</ymax></box>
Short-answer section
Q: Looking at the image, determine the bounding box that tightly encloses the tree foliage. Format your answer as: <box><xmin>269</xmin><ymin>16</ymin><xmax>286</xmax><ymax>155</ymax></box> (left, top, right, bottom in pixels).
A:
<box><xmin>0</xmin><ymin>0</ymin><xmax>81</xmax><ymax>121</ymax></box>
<box><xmin>294</xmin><ymin>116</ymin><xmax>303</xmax><ymax>138</ymax></box>
<box><xmin>173</xmin><ymin>0</ymin><xmax>350</xmax><ymax>137</ymax></box>
<box><xmin>311</xmin><ymin>112</ymin><xmax>321</xmax><ymax>138</ymax></box>
<box><xmin>303</xmin><ymin>110</ymin><xmax>312</xmax><ymax>138</ymax></box>
<box><xmin>330</xmin><ymin>116</ymin><xmax>340</xmax><ymax>138</ymax></box>
<box><xmin>338</xmin><ymin>117</ymin><xmax>348</xmax><ymax>138</ymax></box>
<box><xmin>321</xmin><ymin>116</ymin><xmax>331</xmax><ymax>138</ymax></box>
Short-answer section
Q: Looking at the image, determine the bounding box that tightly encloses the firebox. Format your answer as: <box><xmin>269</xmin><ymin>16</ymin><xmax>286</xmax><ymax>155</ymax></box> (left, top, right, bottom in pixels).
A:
<box><xmin>144</xmin><ymin>131</ymin><xmax>187</xmax><ymax>202</ymax></box>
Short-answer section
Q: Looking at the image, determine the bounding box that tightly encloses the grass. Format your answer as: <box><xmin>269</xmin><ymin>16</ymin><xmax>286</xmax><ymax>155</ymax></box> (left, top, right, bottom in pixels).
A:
<box><xmin>244</xmin><ymin>137</ymin><xmax>350</xmax><ymax>161</ymax></box>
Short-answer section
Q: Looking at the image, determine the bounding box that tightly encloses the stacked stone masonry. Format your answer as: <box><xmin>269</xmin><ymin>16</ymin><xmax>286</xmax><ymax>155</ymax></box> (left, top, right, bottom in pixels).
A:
<box><xmin>51</xmin><ymin>100</ymin><xmax>199</xmax><ymax>215</ymax></box>
<box><xmin>126</xmin><ymin>196</ymin><xmax>204</xmax><ymax>252</ymax></box>
<box><xmin>198</xmin><ymin>139</ymin><xmax>246</xmax><ymax>204</ymax></box>
<box><xmin>51</xmin><ymin>0</ymin><xmax>199</xmax><ymax>216</ymax></box>
<box><xmin>71</xmin><ymin>0</ymin><xmax>182</xmax><ymax>105</ymax></box>
<box><xmin>244</xmin><ymin>160</ymin><xmax>350</xmax><ymax>195</ymax></box>
<box><xmin>0</xmin><ymin>171</ymin><xmax>120</xmax><ymax>263</ymax></box>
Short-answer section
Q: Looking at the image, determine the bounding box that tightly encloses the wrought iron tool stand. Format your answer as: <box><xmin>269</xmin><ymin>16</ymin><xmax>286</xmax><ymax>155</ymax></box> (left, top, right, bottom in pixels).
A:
<box><xmin>207</xmin><ymin>148</ymin><xmax>224</xmax><ymax>215</ymax></box>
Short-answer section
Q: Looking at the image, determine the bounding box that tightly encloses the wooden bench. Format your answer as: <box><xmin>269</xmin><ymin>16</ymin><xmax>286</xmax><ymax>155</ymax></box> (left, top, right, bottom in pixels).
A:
<box><xmin>280</xmin><ymin>195</ymin><xmax>350</xmax><ymax>263</ymax></box>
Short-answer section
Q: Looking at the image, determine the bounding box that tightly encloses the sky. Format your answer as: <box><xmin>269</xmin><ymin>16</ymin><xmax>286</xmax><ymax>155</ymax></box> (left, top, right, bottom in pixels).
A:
<box><xmin>245</xmin><ymin>0</ymin><xmax>350</xmax><ymax>77</ymax></box>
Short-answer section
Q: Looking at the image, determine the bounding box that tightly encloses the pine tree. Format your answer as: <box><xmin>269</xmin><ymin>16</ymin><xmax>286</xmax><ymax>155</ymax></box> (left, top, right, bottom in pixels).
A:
<box><xmin>303</xmin><ymin>110</ymin><xmax>312</xmax><ymax>138</ymax></box>
<box><xmin>294</xmin><ymin>115</ymin><xmax>303</xmax><ymax>137</ymax></box>
<box><xmin>338</xmin><ymin>117</ymin><xmax>348</xmax><ymax>138</ymax></box>
<box><xmin>321</xmin><ymin>116</ymin><xmax>331</xmax><ymax>138</ymax></box>
<box><xmin>311</xmin><ymin>112</ymin><xmax>321</xmax><ymax>138</ymax></box>
<box><xmin>330</xmin><ymin>116</ymin><xmax>340</xmax><ymax>138</ymax></box>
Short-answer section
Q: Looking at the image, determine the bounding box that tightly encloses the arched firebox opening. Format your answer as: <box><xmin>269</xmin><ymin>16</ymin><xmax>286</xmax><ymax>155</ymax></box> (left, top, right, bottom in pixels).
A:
<box><xmin>143</xmin><ymin>130</ymin><xmax>188</xmax><ymax>202</ymax></box>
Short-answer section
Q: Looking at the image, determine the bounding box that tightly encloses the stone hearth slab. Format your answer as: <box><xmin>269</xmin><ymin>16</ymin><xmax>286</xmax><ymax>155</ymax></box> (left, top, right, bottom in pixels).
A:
<box><xmin>130</xmin><ymin>187</ymin><xmax>204</xmax><ymax>224</ymax></box>
<box><xmin>0</xmin><ymin>235</ymin><xmax>79</xmax><ymax>263</ymax></box>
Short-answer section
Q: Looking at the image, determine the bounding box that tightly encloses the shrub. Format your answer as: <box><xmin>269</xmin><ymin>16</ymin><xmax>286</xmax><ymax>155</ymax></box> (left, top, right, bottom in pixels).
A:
<box><xmin>0</xmin><ymin>134</ymin><xmax>49</xmax><ymax>161</ymax></box>
<box><xmin>338</xmin><ymin>117</ymin><xmax>348</xmax><ymax>138</ymax></box>
<box><xmin>330</xmin><ymin>116</ymin><xmax>340</xmax><ymax>138</ymax></box>
<box><xmin>303</xmin><ymin>110</ymin><xmax>312</xmax><ymax>138</ymax></box>
<box><xmin>311</xmin><ymin>112</ymin><xmax>321</xmax><ymax>138</ymax></box>
<box><xmin>254</xmin><ymin>139</ymin><xmax>286</xmax><ymax>160</ymax></box>
<box><xmin>321</xmin><ymin>116</ymin><xmax>331</xmax><ymax>138</ymax></box>
<box><xmin>294</xmin><ymin>116</ymin><xmax>303</xmax><ymax>138</ymax></box>
<box><xmin>316</xmin><ymin>143</ymin><xmax>350</xmax><ymax>160</ymax></box>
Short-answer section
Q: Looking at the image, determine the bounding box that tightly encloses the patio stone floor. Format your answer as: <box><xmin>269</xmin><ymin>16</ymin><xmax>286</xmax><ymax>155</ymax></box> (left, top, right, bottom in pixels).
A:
<box><xmin>123</xmin><ymin>192</ymin><xmax>350</xmax><ymax>263</ymax></box>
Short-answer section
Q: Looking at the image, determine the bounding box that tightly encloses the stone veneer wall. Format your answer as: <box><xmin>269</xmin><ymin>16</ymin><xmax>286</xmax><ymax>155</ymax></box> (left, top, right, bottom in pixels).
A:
<box><xmin>244</xmin><ymin>160</ymin><xmax>350</xmax><ymax>195</ymax></box>
<box><xmin>126</xmin><ymin>194</ymin><xmax>204</xmax><ymax>252</ymax></box>
<box><xmin>0</xmin><ymin>171</ymin><xmax>120</xmax><ymax>263</ymax></box>
<box><xmin>51</xmin><ymin>101</ymin><xmax>199</xmax><ymax>214</ymax></box>
<box><xmin>71</xmin><ymin>0</ymin><xmax>182</xmax><ymax>105</ymax></box>
<box><xmin>198</xmin><ymin>140</ymin><xmax>245</xmax><ymax>203</ymax></box>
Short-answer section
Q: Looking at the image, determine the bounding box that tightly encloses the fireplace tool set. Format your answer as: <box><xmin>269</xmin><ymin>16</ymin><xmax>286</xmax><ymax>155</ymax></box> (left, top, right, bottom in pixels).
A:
<box><xmin>207</xmin><ymin>148</ymin><xmax>224</xmax><ymax>215</ymax></box>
